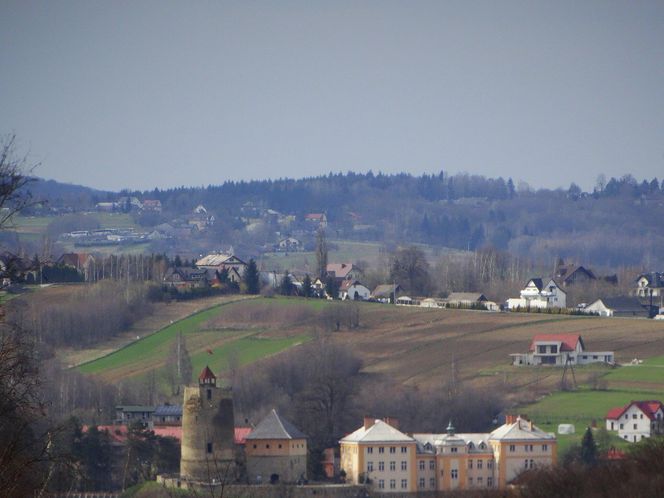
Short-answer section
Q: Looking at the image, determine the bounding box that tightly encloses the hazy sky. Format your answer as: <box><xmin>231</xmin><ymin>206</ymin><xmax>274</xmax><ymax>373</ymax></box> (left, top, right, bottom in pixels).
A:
<box><xmin>2</xmin><ymin>1</ymin><xmax>663</xmax><ymax>192</ymax></box>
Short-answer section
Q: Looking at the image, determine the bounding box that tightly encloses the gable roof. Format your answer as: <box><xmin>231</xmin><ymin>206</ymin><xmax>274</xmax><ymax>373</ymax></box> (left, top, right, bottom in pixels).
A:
<box><xmin>606</xmin><ymin>400</ymin><xmax>664</xmax><ymax>421</ymax></box>
<box><xmin>526</xmin><ymin>278</ymin><xmax>543</xmax><ymax>291</ymax></box>
<box><xmin>198</xmin><ymin>365</ymin><xmax>216</xmax><ymax>382</ymax></box>
<box><xmin>58</xmin><ymin>252</ymin><xmax>94</xmax><ymax>268</ymax></box>
<box><xmin>245</xmin><ymin>409</ymin><xmax>306</xmax><ymax>440</ymax></box>
<box><xmin>339</xmin><ymin>280</ymin><xmax>367</xmax><ymax>292</ymax></box>
<box><xmin>154</xmin><ymin>404</ymin><xmax>182</xmax><ymax>417</ymax></box>
<box><xmin>636</xmin><ymin>272</ymin><xmax>664</xmax><ymax>288</ymax></box>
<box><xmin>529</xmin><ymin>334</ymin><xmax>583</xmax><ymax>352</ymax></box>
<box><xmin>340</xmin><ymin>419</ymin><xmax>414</xmax><ymax>444</ymax></box>
<box><xmin>556</xmin><ymin>264</ymin><xmax>596</xmax><ymax>283</ymax></box>
<box><xmin>489</xmin><ymin>417</ymin><xmax>555</xmax><ymax>442</ymax></box>
<box><xmin>372</xmin><ymin>284</ymin><xmax>401</xmax><ymax>298</ymax></box>
<box><xmin>196</xmin><ymin>253</ymin><xmax>247</xmax><ymax>268</ymax></box>
<box><xmin>593</xmin><ymin>296</ymin><xmax>646</xmax><ymax>313</ymax></box>
<box><xmin>447</xmin><ymin>292</ymin><xmax>487</xmax><ymax>302</ymax></box>
<box><xmin>327</xmin><ymin>263</ymin><xmax>356</xmax><ymax>279</ymax></box>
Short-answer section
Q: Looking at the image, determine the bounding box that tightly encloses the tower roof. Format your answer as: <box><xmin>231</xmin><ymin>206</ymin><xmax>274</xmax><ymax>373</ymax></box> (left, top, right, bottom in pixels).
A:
<box><xmin>198</xmin><ymin>365</ymin><xmax>216</xmax><ymax>382</ymax></box>
<box><xmin>245</xmin><ymin>409</ymin><xmax>307</xmax><ymax>440</ymax></box>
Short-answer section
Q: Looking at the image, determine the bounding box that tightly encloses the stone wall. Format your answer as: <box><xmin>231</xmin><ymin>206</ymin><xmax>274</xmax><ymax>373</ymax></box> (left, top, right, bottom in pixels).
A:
<box><xmin>246</xmin><ymin>454</ymin><xmax>307</xmax><ymax>483</ymax></box>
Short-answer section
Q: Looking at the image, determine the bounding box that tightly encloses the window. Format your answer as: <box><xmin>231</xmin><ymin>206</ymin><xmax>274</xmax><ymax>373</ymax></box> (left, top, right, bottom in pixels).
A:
<box><xmin>266</xmin><ymin>444</ymin><xmax>270</xmax><ymax>449</ymax></box>
<box><xmin>477</xmin><ymin>477</ymin><xmax>483</xmax><ymax>485</ymax></box>
<box><xmin>401</xmin><ymin>461</ymin><xmax>407</xmax><ymax>471</ymax></box>
<box><xmin>429</xmin><ymin>460</ymin><xmax>435</xmax><ymax>470</ymax></box>
<box><xmin>390</xmin><ymin>446</ymin><xmax>396</xmax><ymax>454</ymax></box>
<box><xmin>509</xmin><ymin>444</ymin><xmax>516</xmax><ymax>452</ymax></box>
<box><xmin>367</xmin><ymin>447</ymin><xmax>373</xmax><ymax>454</ymax></box>
<box><xmin>451</xmin><ymin>469</ymin><xmax>458</xmax><ymax>479</ymax></box>
<box><xmin>524</xmin><ymin>459</ymin><xmax>529</xmax><ymax>469</ymax></box>
<box><xmin>477</xmin><ymin>459</ymin><xmax>483</xmax><ymax>469</ymax></box>
<box><xmin>367</xmin><ymin>462</ymin><xmax>373</xmax><ymax>472</ymax></box>
<box><xmin>487</xmin><ymin>477</ymin><xmax>493</xmax><ymax>487</ymax></box>
<box><xmin>633</xmin><ymin>414</ymin><xmax>638</xmax><ymax>420</ymax></box>
<box><xmin>379</xmin><ymin>447</ymin><xmax>385</xmax><ymax>454</ymax></box>
<box><xmin>401</xmin><ymin>479</ymin><xmax>408</xmax><ymax>489</ymax></box>
<box><xmin>451</xmin><ymin>447</ymin><xmax>458</xmax><ymax>453</ymax></box>
<box><xmin>278</xmin><ymin>444</ymin><xmax>282</xmax><ymax>449</ymax></box>
<box><xmin>389</xmin><ymin>461</ymin><xmax>396</xmax><ymax>471</ymax></box>
<box><xmin>207</xmin><ymin>442</ymin><xmax>212</xmax><ymax>454</ymax></box>
<box><xmin>487</xmin><ymin>460</ymin><xmax>494</xmax><ymax>469</ymax></box>
<box><xmin>419</xmin><ymin>478</ymin><xmax>425</xmax><ymax>488</ymax></box>
<box><xmin>389</xmin><ymin>479</ymin><xmax>396</xmax><ymax>489</ymax></box>
<box><xmin>419</xmin><ymin>461</ymin><xmax>425</xmax><ymax>471</ymax></box>
<box><xmin>542</xmin><ymin>444</ymin><xmax>548</xmax><ymax>452</ymax></box>
<box><xmin>378</xmin><ymin>480</ymin><xmax>385</xmax><ymax>489</ymax></box>
<box><xmin>634</xmin><ymin>424</ymin><xmax>638</xmax><ymax>430</ymax></box>
<box><xmin>253</xmin><ymin>444</ymin><xmax>257</xmax><ymax>449</ymax></box>
<box><xmin>468</xmin><ymin>477</ymin><xmax>473</xmax><ymax>486</ymax></box>
<box><xmin>401</xmin><ymin>446</ymin><xmax>407</xmax><ymax>453</ymax></box>
<box><xmin>538</xmin><ymin>345</ymin><xmax>546</xmax><ymax>354</ymax></box>
<box><xmin>620</xmin><ymin>423</ymin><xmax>624</xmax><ymax>429</ymax></box>
<box><xmin>430</xmin><ymin>477</ymin><xmax>435</xmax><ymax>488</ymax></box>
<box><xmin>525</xmin><ymin>444</ymin><xmax>533</xmax><ymax>452</ymax></box>
<box><xmin>640</xmin><ymin>414</ymin><xmax>644</xmax><ymax>419</ymax></box>
<box><xmin>468</xmin><ymin>459</ymin><xmax>473</xmax><ymax>469</ymax></box>
<box><xmin>440</xmin><ymin>469</ymin><xmax>444</xmax><ymax>476</ymax></box>
<box><xmin>551</xmin><ymin>345</ymin><xmax>558</xmax><ymax>353</ymax></box>
<box><xmin>378</xmin><ymin>461</ymin><xmax>384</xmax><ymax>472</ymax></box>
<box><xmin>206</xmin><ymin>389</ymin><xmax>212</xmax><ymax>400</ymax></box>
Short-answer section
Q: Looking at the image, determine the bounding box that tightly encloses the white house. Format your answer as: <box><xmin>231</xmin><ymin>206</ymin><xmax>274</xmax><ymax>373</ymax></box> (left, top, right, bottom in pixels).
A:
<box><xmin>506</xmin><ymin>278</ymin><xmax>566</xmax><ymax>310</ymax></box>
<box><xmin>339</xmin><ymin>280</ymin><xmax>371</xmax><ymax>301</ymax></box>
<box><xmin>635</xmin><ymin>272</ymin><xmax>664</xmax><ymax>298</ymax></box>
<box><xmin>605</xmin><ymin>401</ymin><xmax>664</xmax><ymax>443</ymax></box>
<box><xmin>511</xmin><ymin>334</ymin><xmax>614</xmax><ymax>367</ymax></box>
<box><xmin>276</xmin><ymin>237</ymin><xmax>302</xmax><ymax>252</ymax></box>
<box><xmin>195</xmin><ymin>253</ymin><xmax>247</xmax><ymax>280</ymax></box>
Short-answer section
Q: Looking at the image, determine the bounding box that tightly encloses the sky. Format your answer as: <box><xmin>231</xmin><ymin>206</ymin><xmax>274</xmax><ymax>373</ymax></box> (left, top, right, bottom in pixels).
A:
<box><xmin>1</xmin><ymin>1</ymin><xmax>663</xmax><ymax>192</ymax></box>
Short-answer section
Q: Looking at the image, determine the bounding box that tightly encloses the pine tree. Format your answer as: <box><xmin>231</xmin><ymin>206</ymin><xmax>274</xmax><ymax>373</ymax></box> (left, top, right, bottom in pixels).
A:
<box><xmin>315</xmin><ymin>229</ymin><xmax>328</xmax><ymax>279</ymax></box>
<box><xmin>580</xmin><ymin>427</ymin><xmax>597</xmax><ymax>466</ymax></box>
<box><xmin>302</xmin><ymin>274</ymin><xmax>312</xmax><ymax>298</ymax></box>
<box><xmin>280</xmin><ymin>272</ymin><xmax>294</xmax><ymax>296</ymax></box>
<box><xmin>244</xmin><ymin>258</ymin><xmax>260</xmax><ymax>294</ymax></box>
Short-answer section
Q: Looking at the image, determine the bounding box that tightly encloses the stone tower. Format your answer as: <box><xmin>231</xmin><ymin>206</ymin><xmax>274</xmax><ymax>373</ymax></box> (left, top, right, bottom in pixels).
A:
<box><xmin>180</xmin><ymin>366</ymin><xmax>236</xmax><ymax>482</ymax></box>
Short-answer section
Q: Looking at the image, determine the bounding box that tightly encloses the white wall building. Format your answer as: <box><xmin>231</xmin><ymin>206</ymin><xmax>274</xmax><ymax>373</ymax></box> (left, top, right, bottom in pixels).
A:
<box><xmin>511</xmin><ymin>334</ymin><xmax>614</xmax><ymax>367</ymax></box>
<box><xmin>605</xmin><ymin>401</ymin><xmax>664</xmax><ymax>443</ymax></box>
<box><xmin>506</xmin><ymin>278</ymin><xmax>566</xmax><ymax>310</ymax></box>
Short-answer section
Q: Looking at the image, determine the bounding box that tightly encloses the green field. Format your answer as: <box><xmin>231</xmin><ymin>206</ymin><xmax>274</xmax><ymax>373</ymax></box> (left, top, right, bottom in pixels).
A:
<box><xmin>77</xmin><ymin>298</ymin><xmax>311</xmax><ymax>383</ymax></box>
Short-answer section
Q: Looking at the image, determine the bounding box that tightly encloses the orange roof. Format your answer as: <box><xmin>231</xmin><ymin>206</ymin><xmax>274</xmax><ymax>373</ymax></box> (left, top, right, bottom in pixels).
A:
<box><xmin>606</xmin><ymin>400</ymin><xmax>664</xmax><ymax>421</ymax></box>
<box><xmin>235</xmin><ymin>427</ymin><xmax>252</xmax><ymax>445</ymax></box>
<box><xmin>154</xmin><ymin>426</ymin><xmax>182</xmax><ymax>440</ymax></box>
<box><xmin>529</xmin><ymin>334</ymin><xmax>582</xmax><ymax>352</ymax></box>
<box><xmin>84</xmin><ymin>425</ymin><xmax>250</xmax><ymax>445</ymax></box>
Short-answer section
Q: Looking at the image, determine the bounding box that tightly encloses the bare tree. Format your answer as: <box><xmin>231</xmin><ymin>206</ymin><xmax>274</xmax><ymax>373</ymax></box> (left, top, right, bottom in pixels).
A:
<box><xmin>0</xmin><ymin>133</ymin><xmax>37</xmax><ymax>229</ymax></box>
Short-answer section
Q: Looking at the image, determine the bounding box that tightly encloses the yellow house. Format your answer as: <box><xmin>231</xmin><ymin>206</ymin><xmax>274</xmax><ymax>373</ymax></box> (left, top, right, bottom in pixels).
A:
<box><xmin>340</xmin><ymin>417</ymin><xmax>418</xmax><ymax>493</ymax></box>
<box><xmin>342</xmin><ymin>416</ymin><xmax>556</xmax><ymax>494</ymax></box>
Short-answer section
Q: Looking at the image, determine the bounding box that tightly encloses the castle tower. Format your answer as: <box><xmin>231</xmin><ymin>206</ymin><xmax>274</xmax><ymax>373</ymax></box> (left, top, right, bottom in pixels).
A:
<box><xmin>180</xmin><ymin>366</ymin><xmax>236</xmax><ymax>482</ymax></box>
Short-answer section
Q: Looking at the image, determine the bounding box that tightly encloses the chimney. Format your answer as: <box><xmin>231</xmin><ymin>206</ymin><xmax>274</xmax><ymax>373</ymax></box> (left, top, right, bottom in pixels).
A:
<box><xmin>383</xmin><ymin>417</ymin><xmax>400</xmax><ymax>429</ymax></box>
<box><xmin>364</xmin><ymin>416</ymin><xmax>376</xmax><ymax>430</ymax></box>
<box><xmin>505</xmin><ymin>415</ymin><xmax>516</xmax><ymax>425</ymax></box>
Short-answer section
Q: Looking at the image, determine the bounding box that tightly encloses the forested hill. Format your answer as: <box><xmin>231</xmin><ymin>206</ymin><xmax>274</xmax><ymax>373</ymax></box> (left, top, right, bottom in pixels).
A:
<box><xmin>27</xmin><ymin>172</ymin><xmax>664</xmax><ymax>268</ymax></box>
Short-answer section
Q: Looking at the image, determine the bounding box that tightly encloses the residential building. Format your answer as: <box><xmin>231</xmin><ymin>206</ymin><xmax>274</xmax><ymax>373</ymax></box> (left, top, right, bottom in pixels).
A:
<box><xmin>339</xmin><ymin>280</ymin><xmax>371</xmax><ymax>301</ymax></box>
<box><xmin>605</xmin><ymin>401</ymin><xmax>664</xmax><ymax>443</ymax></box>
<box><xmin>340</xmin><ymin>416</ymin><xmax>556</xmax><ymax>493</ymax></box>
<box><xmin>635</xmin><ymin>272</ymin><xmax>664</xmax><ymax>307</ymax></box>
<box><xmin>326</xmin><ymin>263</ymin><xmax>362</xmax><ymax>282</ymax></box>
<box><xmin>195</xmin><ymin>253</ymin><xmax>247</xmax><ymax>282</ymax></box>
<box><xmin>276</xmin><ymin>237</ymin><xmax>303</xmax><ymax>252</ymax></box>
<box><xmin>506</xmin><ymin>278</ymin><xmax>566</xmax><ymax>310</ymax></box>
<box><xmin>245</xmin><ymin>409</ymin><xmax>308</xmax><ymax>484</ymax></box>
<box><xmin>153</xmin><ymin>404</ymin><xmax>183</xmax><ymax>426</ymax></box>
<box><xmin>141</xmin><ymin>199</ymin><xmax>162</xmax><ymax>212</ymax></box>
<box><xmin>115</xmin><ymin>405</ymin><xmax>155</xmax><ymax>425</ymax></box>
<box><xmin>511</xmin><ymin>334</ymin><xmax>614</xmax><ymax>366</ymax></box>
<box><xmin>446</xmin><ymin>293</ymin><xmax>488</xmax><ymax>308</ymax></box>
<box><xmin>304</xmin><ymin>213</ymin><xmax>327</xmax><ymax>228</ymax></box>
<box><xmin>554</xmin><ymin>261</ymin><xmax>596</xmax><ymax>286</ymax></box>
<box><xmin>372</xmin><ymin>284</ymin><xmax>403</xmax><ymax>304</ymax></box>
<box><xmin>583</xmin><ymin>296</ymin><xmax>653</xmax><ymax>318</ymax></box>
<box><xmin>163</xmin><ymin>267</ymin><xmax>210</xmax><ymax>291</ymax></box>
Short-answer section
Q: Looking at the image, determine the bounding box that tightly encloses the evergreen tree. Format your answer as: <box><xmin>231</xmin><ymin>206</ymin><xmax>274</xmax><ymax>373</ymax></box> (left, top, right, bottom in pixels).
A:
<box><xmin>173</xmin><ymin>255</ymin><xmax>182</xmax><ymax>267</ymax></box>
<box><xmin>244</xmin><ymin>258</ymin><xmax>260</xmax><ymax>294</ymax></box>
<box><xmin>325</xmin><ymin>276</ymin><xmax>340</xmax><ymax>300</ymax></box>
<box><xmin>280</xmin><ymin>272</ymin><xmax>294</xmax><ymax>296</ymax></box>
<box><xmin>302</xmin><ymin>274</ymin><xmax>312</xmax><ymax>298</ymax></box>
<box><xmin>580</xmin><ymin>427</ymin><xmax>597</xmax><ymax>466</ymax></box>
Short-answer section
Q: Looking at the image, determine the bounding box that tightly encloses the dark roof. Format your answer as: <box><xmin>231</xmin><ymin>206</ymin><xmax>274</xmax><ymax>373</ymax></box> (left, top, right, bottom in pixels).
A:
<box><xmin>372</xmin><ymin>284</ymin><xmax>401</xmax><ymax>298</ymax></box>
<box><xmin>116</xmin><ymin>405</ymin><xmax>155</xmax><ymax>413</ymax></box>
<box><xmin>528</xmin><ymin>278</ymin><xmax>543</xmax><ymax>291</ymax></box>
<box><xmin>637</xmin><ymin>272</ymin><xmax>664</xmax><ymax>288</ymax></box>
<box><xmin>556</xmin><ymin>264</ymin><xmax>596</xmax><ymax>283</ymax></box>
<box><xmin>154</xmin><ymin>404</ymin><xmax>182</xmax><ymax>417</ymax></box>
<box><xmin>598</xmin><ymin>296</ymin><xmax>646</xmax><ymax>312</ymax></box>
<box><xmin>245</xmin><ymin>409</ymin><xmax>307</xmax><ymax>440</ymax></box>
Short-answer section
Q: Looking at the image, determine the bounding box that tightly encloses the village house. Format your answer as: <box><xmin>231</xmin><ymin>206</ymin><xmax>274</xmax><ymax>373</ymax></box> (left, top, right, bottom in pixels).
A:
<box><xmin>141</xmin><ymin>199</ymin><xmax>162</xmax><ymax>212</ymax></box>
<box><xmin>115</xmin><ymin>405</ymin><xmax>155</xmax><ymax>425</ymax></box>
<box><xmin>635</xmin><ymin>272</ymin><xmax>664</xmax><ymax>301</ymax></box>
<box><xmin>245</xmin><ymin>409</ymin><xmax>308</xmax><ymax>484</ymax></box>
<box><xmin>510</xmin><ymin>334</ymin><xmax>614</xmax><ymax>366</ymax></box>
<box><xmin>506</xmin><ymin>278</ymin><xmax>566</xmax><ymax>310</ymax></box>
<box><xmin>326</xmin><ymin>263</ymin><xmax>362</xmax><ymax>283</ymax></box>
<box><xmin>339</xmin><ymin>280</ymin><xmax>371</xmax><ymax>301</ymax></box>
<box><xmin>304</xmin><ymin>213</ymin><xmax>327</xmax><ymax>228</ymax></box>
<box><xmin>276</xmin><ymin>237</ymin><xmax>303</xmax><ymax>252</ymax></box>
<box><xmin>153</xmin><ymin>404</ymin><xmax>183</xmax><ymax>427</ymax></box>
<box><xmin>446</xmin><ymin>292</ymin><xmax>488</xmax><ymax>308</ymax></box>
<box><xmin>340</xmin><ymin>415</ymin><xmax>556</xmax><ymax>493</ymax></box>
<box><xmin>195</xmin><ymin>253</ymin><xmax>247</xmax><ymax>283</ymax></box>
<box><xmin>57</xmin><ymin>252</ymin><xmax>96</xmax><ymax>281</ymax></box>
<box><xmin>553</xmin><ymin>260</ymin><xmax>596</xmax><ymax>286</ymax></box>
<box><xmin>583</xmin><ymin>296</ymin><xmax>653</xmax><ymax>318</ymax></box>
<box><xmin>162</xmin><ymin>267</ymin><xmax>210</xmax><ymax>291</ymax></box>
<box><xmin>371</xmin><ymin>284</ymin><xmax>403</xmax><ymax>304</ymax></box>
<box><xmin>605</xmin><ymin>400</ymin><xmax>664</xmax><ymax>443</ymax></box>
